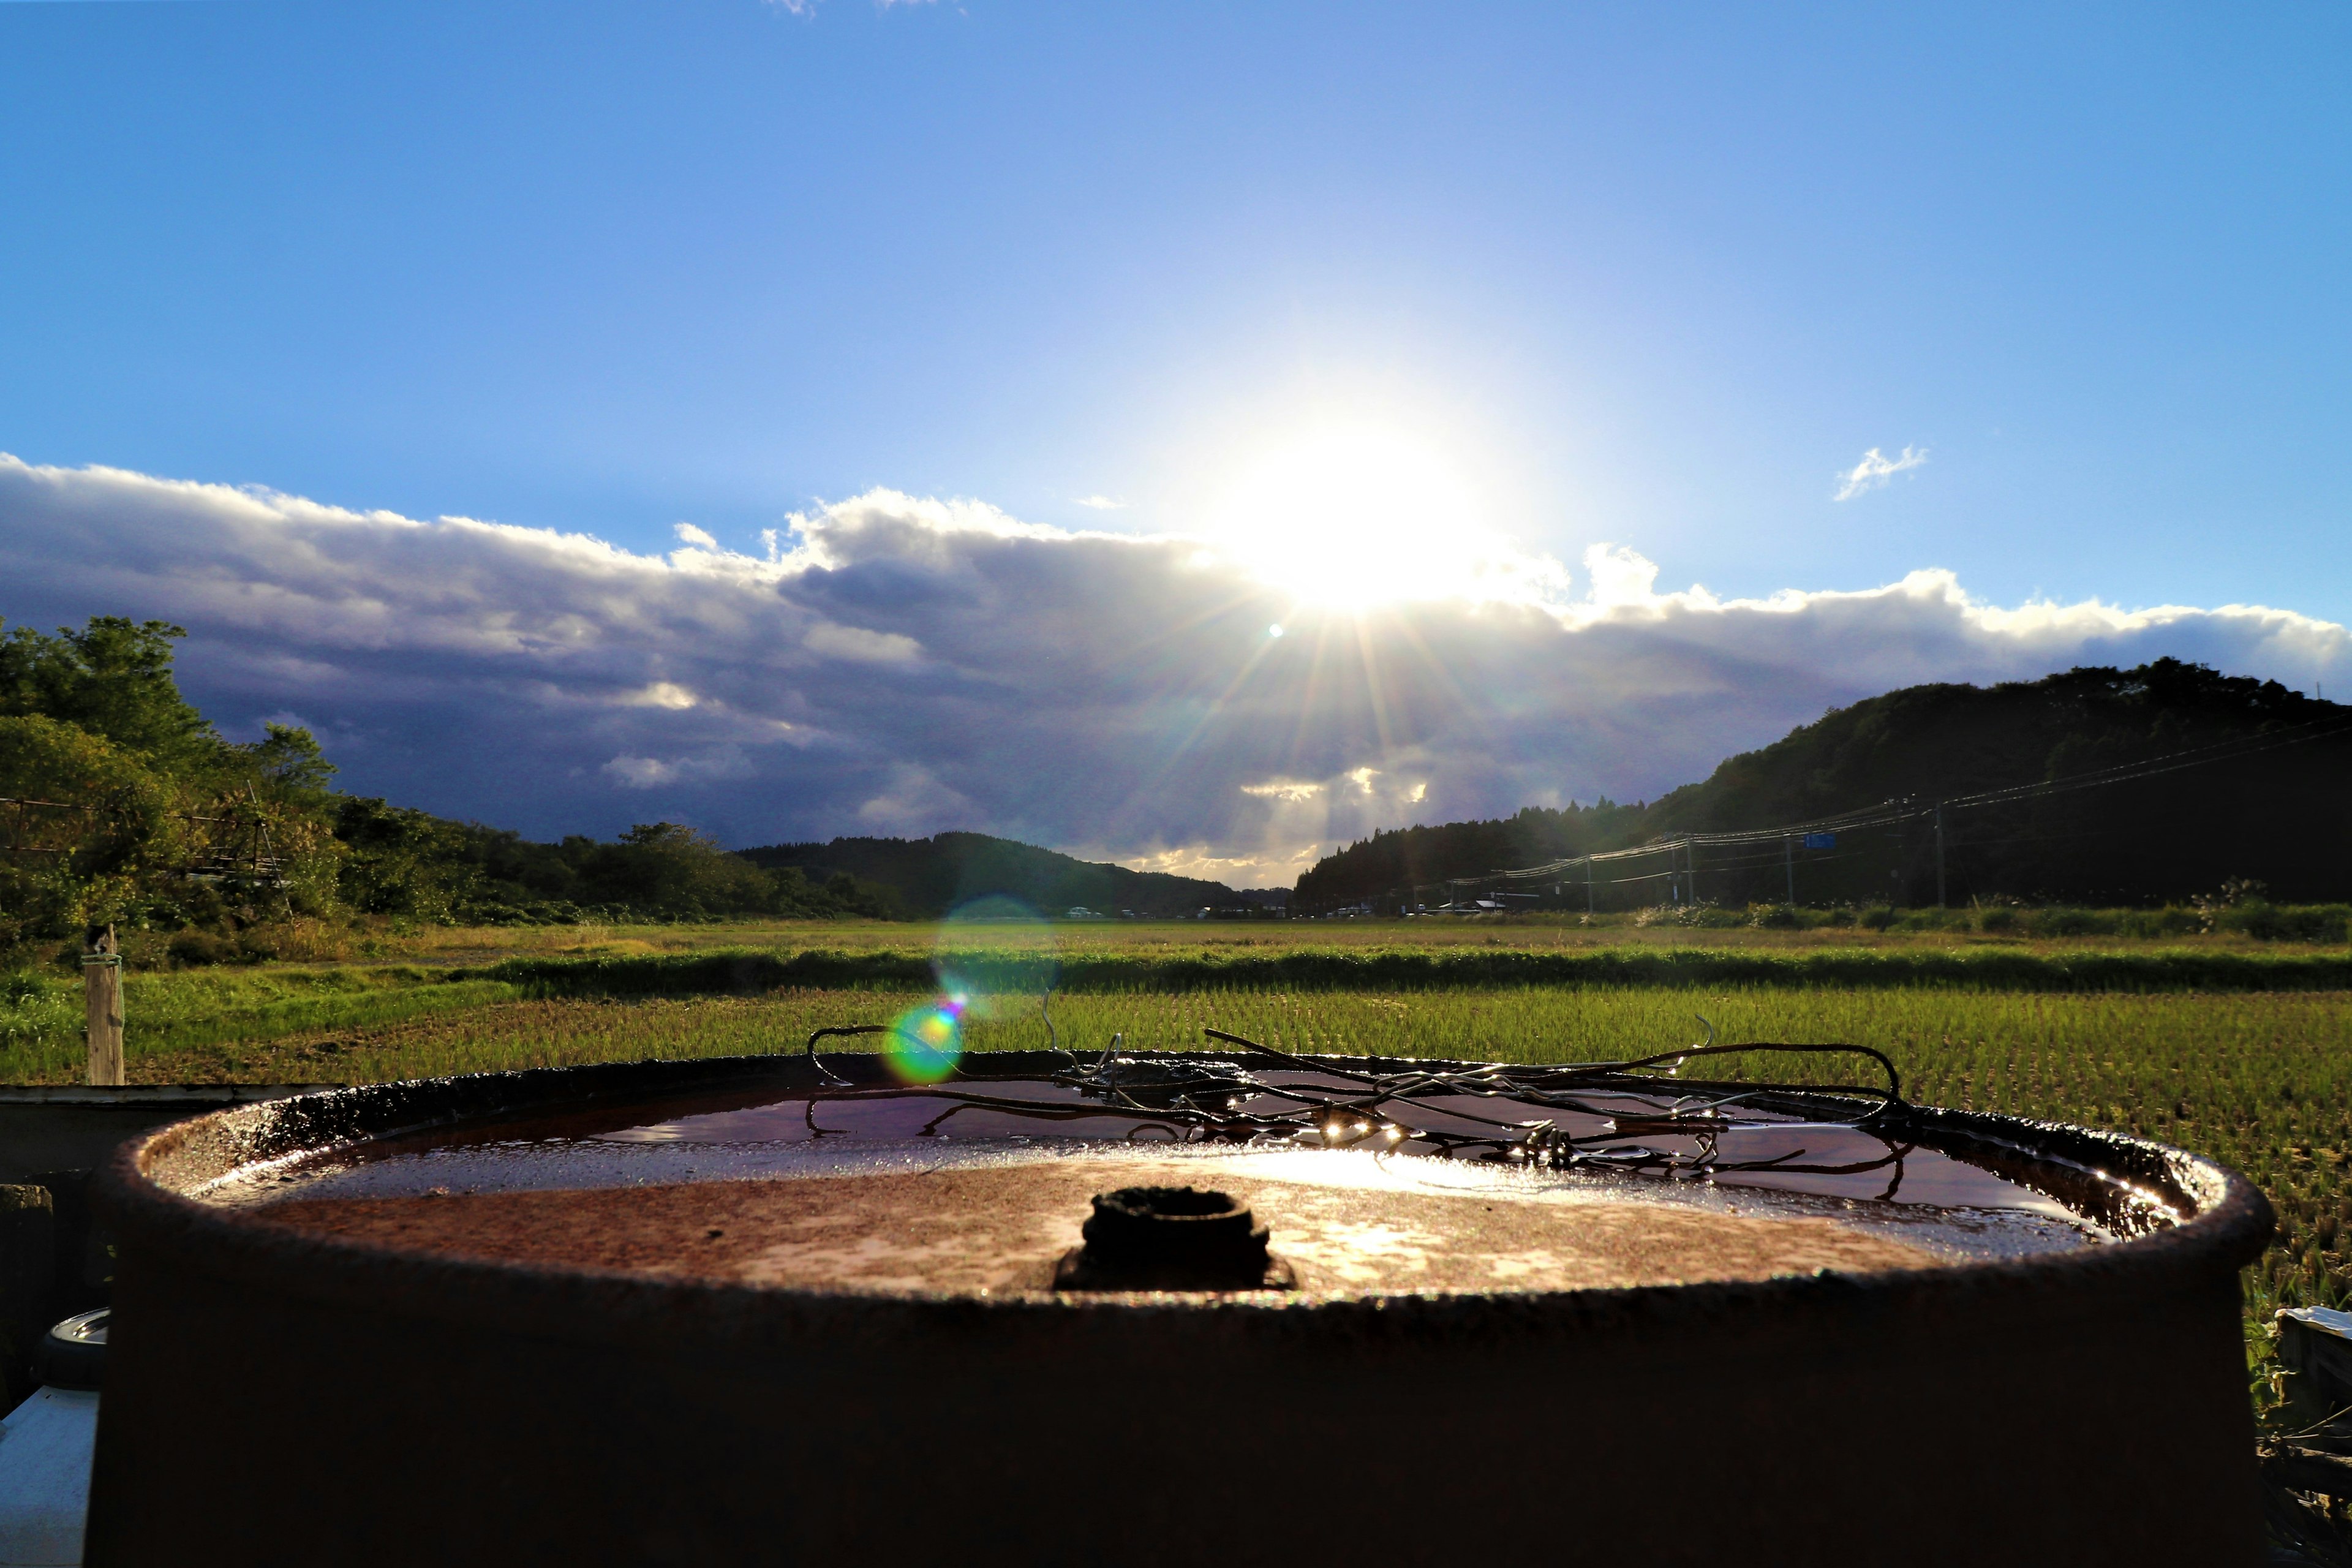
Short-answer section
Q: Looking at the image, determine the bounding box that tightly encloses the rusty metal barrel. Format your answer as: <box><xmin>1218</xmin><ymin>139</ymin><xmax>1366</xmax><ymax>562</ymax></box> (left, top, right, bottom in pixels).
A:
<box><xmin>85</xmin><ymin>1049</ymin><xmax>2271</xmax><ymax>1566</ymax></box>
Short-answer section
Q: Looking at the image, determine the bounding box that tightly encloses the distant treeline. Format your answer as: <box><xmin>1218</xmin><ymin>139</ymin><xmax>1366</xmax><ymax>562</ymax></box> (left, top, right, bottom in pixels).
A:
<box><xmin>0</xmin><ymin>616</ymin><xmax>897</xmax><ymax>956</ymax></box>
<box><xmin>1294</xmin><ymin>661</ymin><xmax>2352</xmax><ymax>912</ymax></box>
<box><xmin>473</xmin><ymin>941</ymin><xmax>2352</xmax><ymax>997</ymax></box>
<box><xmin>738</xmin><ymin>832</ymin><xmax>1252</xmax><ymax>920</ymax></box>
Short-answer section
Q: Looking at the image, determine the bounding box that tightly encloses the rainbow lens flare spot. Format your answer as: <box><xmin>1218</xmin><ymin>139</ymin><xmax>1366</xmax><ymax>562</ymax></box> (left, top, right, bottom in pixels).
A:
<box><xmin>887</xmin><ymin>998</ymin><xmax>965</xmax><ymax>1084</ymax></box>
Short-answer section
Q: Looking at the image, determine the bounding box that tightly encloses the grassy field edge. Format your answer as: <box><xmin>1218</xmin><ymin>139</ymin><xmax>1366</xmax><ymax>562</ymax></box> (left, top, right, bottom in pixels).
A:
<box><xmin>477</xmin><ymin>943</ymin><xmax>2352</xmax><ymax>995</ymax></box>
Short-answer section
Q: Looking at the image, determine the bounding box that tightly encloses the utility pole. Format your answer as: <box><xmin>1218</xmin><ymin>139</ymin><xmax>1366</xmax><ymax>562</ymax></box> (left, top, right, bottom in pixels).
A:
<box><xmin>1784</xmin><ymin>834</ymin><xmax>1795</xmax><ymax>907</ymax></box>
<box><xmin>1586</xmin><ymin>856</ymin><xmax>1595</xmax><ymax>915</ymax></box>
<box><xmin>1934</xmin><ymin>804</ymin><xmax>1948</xmax><ymax>909</ymax></box>
<box><xmin>83</xmin><ymin>923</ymin><xmax>123</xmax><ymax>1087</ymax></box>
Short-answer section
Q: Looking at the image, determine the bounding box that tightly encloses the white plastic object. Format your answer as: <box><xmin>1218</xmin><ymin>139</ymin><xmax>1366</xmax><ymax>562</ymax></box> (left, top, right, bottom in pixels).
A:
<box><xmin>0</xmin><ymin>1385</ymin><xmax>97</xmax><ymax>1567</ymax></box>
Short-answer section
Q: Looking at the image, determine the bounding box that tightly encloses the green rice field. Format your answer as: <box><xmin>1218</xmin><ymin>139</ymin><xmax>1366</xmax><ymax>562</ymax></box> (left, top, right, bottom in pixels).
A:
<box><xmin>6</xmin><ymin>918</ymin><xmax>2350</xmax><ymax>1403</ymax></box>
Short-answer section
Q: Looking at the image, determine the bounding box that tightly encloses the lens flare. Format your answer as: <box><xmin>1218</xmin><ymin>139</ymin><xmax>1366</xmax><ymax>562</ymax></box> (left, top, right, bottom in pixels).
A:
<box><xmin>886</xmin><ymin>997</ymin><xmax>966</xmax><ymax>1084</ymax></box>
<box><xmin>933</xmin><ymin>894</ymin><xmax>1059</xmax><ymax>1030</ymax></box>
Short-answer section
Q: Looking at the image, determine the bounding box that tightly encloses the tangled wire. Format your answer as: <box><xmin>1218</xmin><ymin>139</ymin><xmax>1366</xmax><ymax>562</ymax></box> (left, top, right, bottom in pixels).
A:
<box><xmin>801</xmin><ymin>1000</ymin><xmax>1917</xmax><ymax>1186</ymax></box>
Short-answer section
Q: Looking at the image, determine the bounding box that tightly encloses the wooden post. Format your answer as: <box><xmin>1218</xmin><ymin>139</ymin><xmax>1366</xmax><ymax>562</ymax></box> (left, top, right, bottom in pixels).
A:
<box><xmin>83</xmin><ymin>923</ymin><xmax>124</xmax><ymax>1087</ymax></box>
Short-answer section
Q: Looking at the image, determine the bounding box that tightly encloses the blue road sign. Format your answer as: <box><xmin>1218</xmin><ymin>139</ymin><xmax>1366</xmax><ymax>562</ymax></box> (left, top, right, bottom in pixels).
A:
<box><xmin>1801</xmin><ymin>832</ymin><xmax>1837</xmax><ymax>850</ymax></box>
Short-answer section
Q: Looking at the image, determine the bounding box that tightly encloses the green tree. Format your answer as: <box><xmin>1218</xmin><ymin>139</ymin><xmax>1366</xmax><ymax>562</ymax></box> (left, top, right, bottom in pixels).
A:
<box><xmin>241</xmin><ymin>723</ymin><xmax>337</xmax><ymax>799</ymax></box>
<box><xmin>0</xmin><ymin>714</ymin><xmax>186</xmax><ymax>940</ymax></box>
<box><xmin>0</xmin><ymin>617</ymin><xmax>218</xmax><ymax>770</ymax></box>
<box><xmin>581</xmin><ymin>823</ymin><xmax>782</xmax><ymax>916</ymax></box>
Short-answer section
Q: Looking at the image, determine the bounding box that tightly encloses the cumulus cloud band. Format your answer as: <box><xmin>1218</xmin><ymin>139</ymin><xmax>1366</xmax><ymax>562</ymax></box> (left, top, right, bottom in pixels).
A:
<box><xmin>0</xmin><ymin>453</ymin><xmax>2340</xmax><ymax>886</ymax></box>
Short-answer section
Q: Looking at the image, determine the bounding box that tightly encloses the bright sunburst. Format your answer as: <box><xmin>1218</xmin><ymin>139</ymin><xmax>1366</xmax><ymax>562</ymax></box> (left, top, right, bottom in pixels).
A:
<box><xmin>1205</xmin><ymin>421</ymin><xmax>1507</xmax><ymax>609</ymax></box>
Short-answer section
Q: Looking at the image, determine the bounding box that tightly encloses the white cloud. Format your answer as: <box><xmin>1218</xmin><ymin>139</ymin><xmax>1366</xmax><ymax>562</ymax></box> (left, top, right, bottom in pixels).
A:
<box><xmin>803</xmin><ymin>622</ymin><xmax>922</xmax><ymax>665</ymax></box>
<box><xmin>1834</xmin><ymin>445</ymin><xmax>1929</xmax><ymax>501</ymax></box>
<box><xmin>1112</xmin><ymin>842</ymin><xmax>1318</xmax><ymax>890</ymax></box>
<box><xmin>673</xmin><ymin>522</ymin><xmax>720</xmax><ymax>550</ymax></box>
<box><xmin>1580</xmin><ymin>544</ymin><xmax>1659</xmax><ymax>610</ymax></box>
<box><xmin>1</xmin><ymin>451</ymin><xmax>2343</xmax><ymax>878</ymax></box>
<box><xmin>602</xmin><ymin>755</ymin><xmax>677</xmax><ymax>788</ymax></box>
<box><xmin>766</xmin><ymin>0</ymin><xmax>935</xmax><ymax>15</ymax></box>
<box><xmin>855</xmin><ymin>762</ymin><xmax>970</xmax><ymax>830</ymax></box>
<box><xmin>1072</xmin><ymin>495</ymin><xmax>1126</xmax><ymax>511</ymax></box>
<box><xmin>617</xmin><ymin>682</ymin><xmax>699</xmax><ymax>710</ymax></box>
<box><xmin>602</xmin><ymin>749</ymin><xmax>754</xmax><ymax>789</ymax></box>
<box><xmin>1241</xmin><ymin>779</ymin><xmax>1324</xmax><ymax>802</ymax></box>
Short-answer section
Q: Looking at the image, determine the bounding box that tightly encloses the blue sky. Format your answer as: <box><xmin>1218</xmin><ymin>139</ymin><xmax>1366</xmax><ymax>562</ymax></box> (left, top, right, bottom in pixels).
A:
<box><xmin>3</xmin><ymin>3</ymin><xmax>2348</xmax><ymax>878</ymax></box>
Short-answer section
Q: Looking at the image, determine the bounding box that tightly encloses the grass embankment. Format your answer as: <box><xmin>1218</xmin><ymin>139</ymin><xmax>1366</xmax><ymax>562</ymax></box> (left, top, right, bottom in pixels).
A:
<box><xmin>55</xmin><ymin>908</ymin><xmax>2352</xmax><ymax>974</ymax></box>
<box><xmin>480</xmin><ymin>941</ymin><xmax>2352</xmax><ymax>997</ymax></box>
<box><xmin>0</xmin><ymin>967</ymin><xmax>526</xmax><ymax>1079</ymax></box>
<box><xmin>10</xmin><ymin>940</ymin><xmax>2349</xmax><ymax>1079</ymax></box>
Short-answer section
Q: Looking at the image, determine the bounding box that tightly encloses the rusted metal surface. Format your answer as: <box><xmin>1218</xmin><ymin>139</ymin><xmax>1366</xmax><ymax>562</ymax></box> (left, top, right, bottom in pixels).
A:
<box><xmin>86</xmin><ymin>1050</ymin><xmax>2273</xmax><ymax>1567</ymax></box>
<box><xmin>252</xmin><ymin>1157</ymin><xmax>1951</xmax><ymax>1295</ymax></box>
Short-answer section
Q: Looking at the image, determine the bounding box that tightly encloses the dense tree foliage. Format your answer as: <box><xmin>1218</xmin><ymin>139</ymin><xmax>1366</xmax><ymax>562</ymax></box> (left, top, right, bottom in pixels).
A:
<box><xmin>0</xmin><ymin>617</ymin><xmax>221</xmax><ymax>771</ymax></box>
<box><xmin>1294</xmin><ymin>661</ymin><xmax>2352</xmax><ymax>911</ymax></box>
<box><xmin>0</xmin><ymin>615</ymin><xmax>896</xmax><ymax>955</ymax></box>
<box><xmin>1289</xmin><ymin>802</ymin><xmax>1649</xmax><ymax>912</ymax></box>
<box><xmin>739</xmin><ymin>832</ymin><xmax>1246</xmax><ymax>919</ymax></box>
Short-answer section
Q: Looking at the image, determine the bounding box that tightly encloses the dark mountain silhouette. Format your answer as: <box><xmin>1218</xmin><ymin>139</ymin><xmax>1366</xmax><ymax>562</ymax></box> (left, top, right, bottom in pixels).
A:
<box><xmin>1293</xmin><ymin>660</ymin><xmax>2352</xmax><ymax>911</ymax></box>
<box><xmin>739</xmin><ymin>831</ymin><xmax>1249</xmax><ymax>919</ymax></box>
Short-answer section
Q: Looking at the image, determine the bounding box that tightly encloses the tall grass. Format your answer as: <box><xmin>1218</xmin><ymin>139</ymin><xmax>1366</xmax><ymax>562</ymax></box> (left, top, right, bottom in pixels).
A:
<box><xmin>34</xmin><ymin>904</ymin><xmax>2348</xmax><ymax>978</ymax></box>
<box><xmin>0</xmin><ymin>967</ymin><xmax>522</xmax><ymax>1080</ymax></box>
<box><xmin>20</xmin><ymin>940</ymin><xmax>2350</xmax><ymax>1080</ymax></box>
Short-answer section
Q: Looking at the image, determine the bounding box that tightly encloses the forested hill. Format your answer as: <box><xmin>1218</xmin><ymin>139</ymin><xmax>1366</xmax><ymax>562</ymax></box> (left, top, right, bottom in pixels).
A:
<box><xmin>1284</xmin><ymin>801</ymin><xmax>1654</xmax><ymax>914</ymax></box>
<box><xmin>738</xmin><ymin>832</ymin><xmax>1243</xmax><ymax>919</ymax></box>
<box><xmin>1293</xmin><ymin>660</ymin><xmax>2352</xmax><ymax>911</ymax></box>
<box><xmin>1</xmin><ymin>615</ymin><xmax>899</xmax><ymax>954</ymax></box>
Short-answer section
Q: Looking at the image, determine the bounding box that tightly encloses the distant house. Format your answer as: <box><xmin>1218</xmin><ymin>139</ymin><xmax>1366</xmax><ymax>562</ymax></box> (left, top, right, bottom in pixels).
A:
<box><xmin>1065</xmin><ymin>906</ymin><xmax>1101</xmax><ymax>920</ymax></box>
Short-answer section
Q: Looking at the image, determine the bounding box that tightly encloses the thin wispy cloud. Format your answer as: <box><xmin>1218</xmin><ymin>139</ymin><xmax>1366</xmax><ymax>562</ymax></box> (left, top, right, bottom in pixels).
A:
<box><xmin>766</xmin><ymin>0</ymin><xmax>936</xmax><ymax>13</ymax></box>
<box><xmin>1834</xmin><ymin>445</ymin><xmax>1929</xmax><ymax>501</ymax></box>
<box><xmin>1</xmin><ymin>454</ymin><xmax>2340</xmax><ymax>888</ymax></box>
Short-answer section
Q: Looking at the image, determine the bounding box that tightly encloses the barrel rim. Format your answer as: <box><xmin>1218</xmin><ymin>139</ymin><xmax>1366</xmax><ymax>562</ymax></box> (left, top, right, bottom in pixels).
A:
<box><xmin>92</xmin><ymin>1048</ymin><xmax>2275</xmax><ymax>1346</ymax></box>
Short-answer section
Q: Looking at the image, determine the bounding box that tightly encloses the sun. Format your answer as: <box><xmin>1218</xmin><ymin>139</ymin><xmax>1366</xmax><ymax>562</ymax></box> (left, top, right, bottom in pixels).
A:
<box><xmin>1205</xmin><ymin>421</ymin><xmax>1501</xmax><ymax>609</ymax></box>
